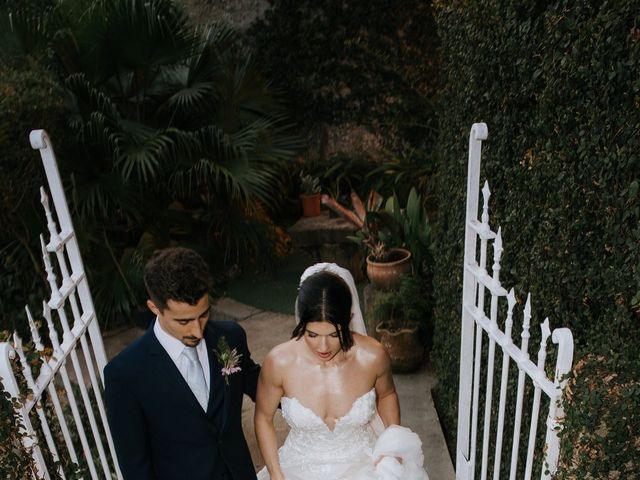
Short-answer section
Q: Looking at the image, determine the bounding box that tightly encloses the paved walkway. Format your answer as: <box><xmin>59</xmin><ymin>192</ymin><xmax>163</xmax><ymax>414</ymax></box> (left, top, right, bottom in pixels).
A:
<box><xmin>103</xmin><ymin>297</ymin><xmax>455</xmax><ymax>479</ymax></box>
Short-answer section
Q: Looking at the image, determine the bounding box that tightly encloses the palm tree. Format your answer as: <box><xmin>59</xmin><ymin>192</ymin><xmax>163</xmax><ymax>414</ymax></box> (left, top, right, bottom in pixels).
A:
<box><xmin>0</xmin><ymin>0</ymin><xmax>302</xmax><ymax>326</ymax></box>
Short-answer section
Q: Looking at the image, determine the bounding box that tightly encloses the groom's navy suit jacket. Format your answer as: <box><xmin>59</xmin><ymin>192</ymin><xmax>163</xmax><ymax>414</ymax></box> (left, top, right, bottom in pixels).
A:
<box><xmin>104</xmin><ymin>319</ymin><xmax>260</xmax><ymax>480</ymax></box>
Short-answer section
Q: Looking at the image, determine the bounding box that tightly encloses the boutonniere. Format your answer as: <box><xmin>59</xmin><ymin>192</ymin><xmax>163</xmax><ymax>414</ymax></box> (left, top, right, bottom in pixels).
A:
<box><xmin>213</xmin><ymin>336</ymin><xmax>242</xmax><ymax>385</ymax></box>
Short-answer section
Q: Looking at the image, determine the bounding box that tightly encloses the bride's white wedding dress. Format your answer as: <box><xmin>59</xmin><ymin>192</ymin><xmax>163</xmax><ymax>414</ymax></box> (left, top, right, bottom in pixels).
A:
<box><xmin>256</xmin><ymin>388</ymin><xmax>429</xmax><ymax>480</ymax></box>
<box><xmin>257</xmin><ymin>263</ymin><xmax>429</xmax><ymax>480</ymax></box>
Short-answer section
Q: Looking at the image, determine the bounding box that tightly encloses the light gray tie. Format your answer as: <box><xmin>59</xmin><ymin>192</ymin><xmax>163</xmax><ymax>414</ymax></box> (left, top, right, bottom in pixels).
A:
<box><xmin>180</xmin><ymin>346</ymin><xmax>209</xmax><ymax>411</ymax></box>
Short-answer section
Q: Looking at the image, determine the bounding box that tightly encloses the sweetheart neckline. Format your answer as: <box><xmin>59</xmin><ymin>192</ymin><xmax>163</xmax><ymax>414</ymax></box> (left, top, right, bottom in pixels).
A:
<box><xmin>282</xmin><ymin>388</ymin><xmax>376</xmax><ymax>433</ymax></box>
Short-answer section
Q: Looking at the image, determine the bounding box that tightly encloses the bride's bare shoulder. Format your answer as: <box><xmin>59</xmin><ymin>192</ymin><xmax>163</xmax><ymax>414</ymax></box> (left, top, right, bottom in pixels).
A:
<box><xmin>263</xmin><ymin>339</ymin><xmax>299</xmax><ymax>371</ymax></box>
<box><xmin>352</xmin><ymin>332</ymin><xmax>388</xmax><ymax>366</ymax></box>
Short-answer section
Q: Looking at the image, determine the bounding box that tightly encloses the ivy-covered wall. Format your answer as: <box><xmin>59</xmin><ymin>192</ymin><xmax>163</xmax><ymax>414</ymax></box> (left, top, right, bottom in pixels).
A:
<box><xmin>431</xmin><ymin>0</ymin><xmax>639</xmax><ymax>477</ymax></box>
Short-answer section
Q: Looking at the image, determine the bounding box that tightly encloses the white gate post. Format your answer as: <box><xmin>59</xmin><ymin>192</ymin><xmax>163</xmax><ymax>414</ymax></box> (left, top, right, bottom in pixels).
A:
<box><xmin>29</xmin><ymin>130</ymin><xmax>108</xmax><ymax>381</ymax></box>
<box><xmin>456</xmin><ymin>122</ymin><xmax>488</xmax><ymax>479</ymax></box>
<box><xmin>541</xmin><ymin>328</ymin><xmax>574</xmax><ymax>479</ymax></box>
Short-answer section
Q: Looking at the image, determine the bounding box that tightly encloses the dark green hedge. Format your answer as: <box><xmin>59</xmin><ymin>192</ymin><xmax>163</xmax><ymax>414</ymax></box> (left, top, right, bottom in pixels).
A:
<box><xmin>431</xmin><ymin>0</ymin><xmax>639</xmax><ymax>477</ymax></box>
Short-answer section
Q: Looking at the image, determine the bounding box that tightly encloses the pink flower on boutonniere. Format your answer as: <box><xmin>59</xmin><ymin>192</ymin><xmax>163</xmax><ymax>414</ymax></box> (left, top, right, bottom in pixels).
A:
<box><xmin>214</xmin><ymin>336</ymin><xmax>242</xmax><ymax>385</ymax></box>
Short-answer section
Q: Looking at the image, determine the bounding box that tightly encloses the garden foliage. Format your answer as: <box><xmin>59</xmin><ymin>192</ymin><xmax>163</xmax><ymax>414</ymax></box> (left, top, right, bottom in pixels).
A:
<box><xmin>431</xmin><ymin>0</ymin><xmax>639</xmax><ymax>477</ymax></box>
<box><xmin>248</xmin><ymin>0</ymin><xmax>440</xmax><ymax>153</ymax></box>
<box><xmin>0</xmin><ymin>0</ymin><xmax>301</xmax><ymax>331</ymax></box>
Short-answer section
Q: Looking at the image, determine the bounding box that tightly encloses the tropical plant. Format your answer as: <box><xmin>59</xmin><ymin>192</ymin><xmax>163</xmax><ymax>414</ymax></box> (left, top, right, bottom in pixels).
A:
<box><xmin>323</xmin><ymin>187</ymin><xmax>431</xmax><ymax>268</ymax></box>
<box><xmin>321</xmin><ymin>189</ymin><xmax>395</xmax><ymax>261</ymax></box>
<box><xmin>299</xmin><ymin>172</ymin><xmax>320</xmax><ymax>195</ymax></box>
<box><xmin>383</xmin><ymin>188</ymin><xmax>432</xmax><ymax>275</ymax></box>
<box><xmin>0</xmin><ymin>0</ymin><xmax>301</xmax><ymax>327</ymax></box>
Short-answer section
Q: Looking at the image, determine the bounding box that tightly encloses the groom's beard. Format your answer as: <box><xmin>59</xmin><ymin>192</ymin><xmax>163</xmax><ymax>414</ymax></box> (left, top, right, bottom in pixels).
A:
<box><xmin>182</xmin><ymin>336</ymin><xmax>202</xmax><ymax>347</ymax></box>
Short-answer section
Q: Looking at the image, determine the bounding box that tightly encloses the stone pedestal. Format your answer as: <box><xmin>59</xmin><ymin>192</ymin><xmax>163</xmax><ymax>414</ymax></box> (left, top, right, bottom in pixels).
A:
<box><xmin>287</xmin><ymin>211</ymin><xmax>364</xmax><ymax>281</ymax></box>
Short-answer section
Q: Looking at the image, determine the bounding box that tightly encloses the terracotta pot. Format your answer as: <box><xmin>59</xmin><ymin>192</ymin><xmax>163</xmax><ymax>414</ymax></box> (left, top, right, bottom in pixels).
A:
<box><xmin>376</xmin><ymin>323</ymin><xmax>424</xmax><ymax>373</ymax></box>
<box><xmin>366</xmin><ymin>248</ymin><xmax>412</xmax><ymax>290</ymax></box>
<box><xmin>300</xmin><ymin>193</ymin><xmax>321</xmax><ymax>217</ymax></box>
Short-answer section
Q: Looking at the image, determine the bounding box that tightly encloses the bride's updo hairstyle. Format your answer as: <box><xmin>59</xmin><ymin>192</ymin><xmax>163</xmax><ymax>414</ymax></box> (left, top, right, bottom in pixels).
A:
<box><xmin>292</xmin><ymin>271</ymin><xmax>354</xmax><ymax>351</ymax></box>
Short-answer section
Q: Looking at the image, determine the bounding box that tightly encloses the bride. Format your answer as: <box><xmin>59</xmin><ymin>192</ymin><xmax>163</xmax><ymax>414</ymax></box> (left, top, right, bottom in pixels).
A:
<box><xmin>254</xmin><ymin>263</ymin><xmax>429</xmax><ymax>480</ymax></box>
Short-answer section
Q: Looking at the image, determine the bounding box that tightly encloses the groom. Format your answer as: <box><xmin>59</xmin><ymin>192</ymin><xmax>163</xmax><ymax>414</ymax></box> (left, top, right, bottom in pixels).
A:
<box><xmin>104</xmin><ymin>247</ymin><xmax>260</xmax><ymax>479</ymax></box>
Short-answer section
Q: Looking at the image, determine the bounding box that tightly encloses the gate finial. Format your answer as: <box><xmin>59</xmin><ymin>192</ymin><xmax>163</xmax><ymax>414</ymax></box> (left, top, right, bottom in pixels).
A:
<box><xmin>25</xmin><ymin>305</ymin><xmax>44</xmax><ymax>352</ymax></box>
<box><xmin>506</xmin><ymin>288</ymin><xmax>516</xmax><ymax>340</ymax></box>
<box><xmin>471</xmin><ymin>122</ymin><xmax>488</xmax><ymax>141</ymax></box>
<box><xmin>43</xmin><ymin>301</ymin><xmax>62</xmax><ymax>358</ymax></box>
<box><xmin>29</xmin><ymin>129</ymin><xmax>49</xmax><ymax>150</ymax></box>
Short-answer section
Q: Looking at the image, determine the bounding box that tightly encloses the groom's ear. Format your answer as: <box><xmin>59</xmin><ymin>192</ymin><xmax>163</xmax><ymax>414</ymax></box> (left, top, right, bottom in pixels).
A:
<box><xmin>147</xmin><ymin>299</ymin><xmax>161</xmax><ymax>316</ymax></box>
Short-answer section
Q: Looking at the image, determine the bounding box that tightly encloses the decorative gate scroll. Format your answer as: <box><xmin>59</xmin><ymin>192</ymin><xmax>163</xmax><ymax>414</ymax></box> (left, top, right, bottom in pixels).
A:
<box><xmin>0</xmin><ymin>130</ymin><xmax>122</xmax><ymax>479</ymax></box>
<box><xmin>455</xmin><ymin>123</ymin><xmax>574</xmax><ymax>480</ymax></box>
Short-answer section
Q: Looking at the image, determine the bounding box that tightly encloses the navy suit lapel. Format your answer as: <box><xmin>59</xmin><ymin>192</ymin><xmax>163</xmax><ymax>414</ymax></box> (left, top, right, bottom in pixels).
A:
<box><xmin>205</xmin><ymin>324</ymin><xmax>231</xmax><ymax>432</ymax></box>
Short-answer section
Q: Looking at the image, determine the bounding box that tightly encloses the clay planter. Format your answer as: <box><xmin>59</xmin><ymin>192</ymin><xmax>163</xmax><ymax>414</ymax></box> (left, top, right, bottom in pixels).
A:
<box><xmin>376</xmin><ymin>323</ymin><xmax>424</xmax><ymax>373</ymax></box>
<box><xmin>366</xmin><ymin>248</ymin><xmax>412</xmax><ymax>291</ymax></box>
<box><xmin>300</xmin><ymin>193</ymin><xmax>321</xmax><ymax>217</ymax></box>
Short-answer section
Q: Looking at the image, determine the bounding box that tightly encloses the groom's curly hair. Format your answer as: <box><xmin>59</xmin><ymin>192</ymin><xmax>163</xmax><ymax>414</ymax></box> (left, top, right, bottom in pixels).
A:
<box><xmin>143</xmin><ymin>247</ymin><xmax>212</xmax><ymax>311</ymax></box>
<box><xmin>292</xmin><ymin>271</ymin><xmax>354</xmax><ymax>350</ymax></box>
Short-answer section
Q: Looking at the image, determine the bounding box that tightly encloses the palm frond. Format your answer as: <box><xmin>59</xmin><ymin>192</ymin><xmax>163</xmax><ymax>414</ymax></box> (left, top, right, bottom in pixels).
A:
<box><xmin>0</xmin><ymin>8</ymin><xmax>51</xmax><ymax>61</ymax></box>
<box><xmin>111</xmin><ymin>120</ymin><xmax>175</xmax><ymax>183</ymax></box>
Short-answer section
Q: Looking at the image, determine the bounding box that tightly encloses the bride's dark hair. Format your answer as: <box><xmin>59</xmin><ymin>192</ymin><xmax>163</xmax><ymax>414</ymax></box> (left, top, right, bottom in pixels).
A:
<box><xmin>292</xmin><ymin>271</ymin><xmax>354</xmax><ymax>350</ymax></box>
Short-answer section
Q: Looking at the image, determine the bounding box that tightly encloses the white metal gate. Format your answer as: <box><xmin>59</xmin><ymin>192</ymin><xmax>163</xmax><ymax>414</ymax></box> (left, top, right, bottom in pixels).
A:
<box><xmin>0</xmin><ymin>130</ymin><xmax>121</xmax><ymax>479</ymax></box>
<box><xmin>455</xmin><ymin>123</ymin><xmax>574</xmax><ymax>480</ymax></box>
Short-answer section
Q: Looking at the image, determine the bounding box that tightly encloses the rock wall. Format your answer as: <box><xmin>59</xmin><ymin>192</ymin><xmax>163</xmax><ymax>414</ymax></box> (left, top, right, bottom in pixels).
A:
<box><xmin>180</xmin><ymin>0</ymin><xmax>269</xmax><ymax>30</ymax></box>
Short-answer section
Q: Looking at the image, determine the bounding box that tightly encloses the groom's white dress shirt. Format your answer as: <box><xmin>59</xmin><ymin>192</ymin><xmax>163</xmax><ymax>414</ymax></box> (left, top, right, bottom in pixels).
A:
<box><xmin>154</xmin><ymin>318</ymin><xmax>211</xmax><ymax>410</ymax></box>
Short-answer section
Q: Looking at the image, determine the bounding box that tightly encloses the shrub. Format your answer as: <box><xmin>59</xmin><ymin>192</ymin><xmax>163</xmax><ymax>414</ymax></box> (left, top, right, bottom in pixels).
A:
<box><xmin>557</xmin><ymin>354</ymin><xmax>639</xmax><ymax>479</ymax></box>
<box><xmin>248</xmin><ymin>0</ymin><xmax>440</xmax><ymax>153</ymax></box>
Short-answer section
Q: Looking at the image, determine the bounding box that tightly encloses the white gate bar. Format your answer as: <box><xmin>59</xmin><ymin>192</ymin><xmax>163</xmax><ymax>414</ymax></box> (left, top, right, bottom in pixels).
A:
<box><xmin>469</xmin><ymin>219</ymin><xmax>497</xmax><ymax>240</ymax></box>
<box><xmin>464</xmin><ymin>263</ymin><xmax>509</xmax><ymax>297</ymax></box>
<box><xmin>469</xmin><ymin>183</ymin><xmax>491</xmax><ymax>476</ymax></box>
<box><xmin>491</xmin><ymin>289</ymin><xmax>516</xmax><ymax>480</ymax></box>
<box><xmin>524</xmin><ymin>320</ymin><xmax>551</xmax><ymax>480</ymax></box>
<box><xmin>479</xmin><ymin>230</ymin><xmax>503</xmax><ymax>480</ymax></box>
<box><xmin>43</xmin><ymin>302</ymin><xmax>80</xmax><ymax>465</ymax></box>
<box><xmin>508</xmin><ymin>296</ymin><xmax>532</xmax><ymax>480</ymax></box>
<box><xmin>464</xmin><ymin>303</ymin><xmax>555</xmax><ymax>397</ymax></box>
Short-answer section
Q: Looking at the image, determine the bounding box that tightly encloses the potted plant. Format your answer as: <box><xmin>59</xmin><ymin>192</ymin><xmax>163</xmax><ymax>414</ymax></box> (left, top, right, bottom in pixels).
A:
<box><xmin>371</xmin><ymin>275</ymin><xmax>432</xmax><ymax>372</ymax></box>
<box><xmin>322</xmin><ymin>190</ymin><xmax>420</xmax><ymax>290</ymax></box>
<box><xmin>299</xmin><ymin>172</ymin><xmax>322</xmax><ymax>217</ymax></box>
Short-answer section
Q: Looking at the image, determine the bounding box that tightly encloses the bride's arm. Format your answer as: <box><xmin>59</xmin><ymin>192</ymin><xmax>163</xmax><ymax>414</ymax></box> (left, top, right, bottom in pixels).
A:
<box><xmin>254</xmin><ymin>349</ymin><xmax>286</xmax><ymax>480</ymax></box>
<box><xmin>373</xmin><ymin>345</ymin><xmax>401</xmax><ymax>427</ymax></box>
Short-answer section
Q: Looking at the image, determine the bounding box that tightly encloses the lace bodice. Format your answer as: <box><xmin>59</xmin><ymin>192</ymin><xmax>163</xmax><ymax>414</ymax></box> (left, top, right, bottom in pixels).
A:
<box><xmin>275</xmin><ymin>389</ymin><xmax>377</xmax><ymax>478</ymax></box>
<box><xmin>257</xmin><ymin>387</ymin><xmax>429</xmax><ymax>480</ymax></box>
